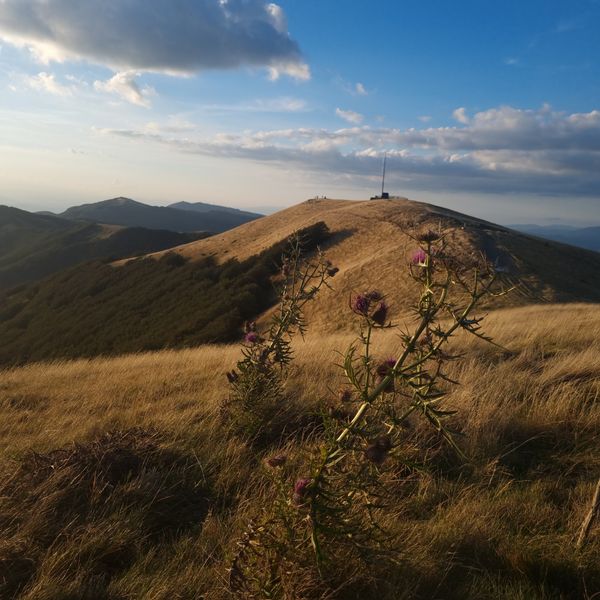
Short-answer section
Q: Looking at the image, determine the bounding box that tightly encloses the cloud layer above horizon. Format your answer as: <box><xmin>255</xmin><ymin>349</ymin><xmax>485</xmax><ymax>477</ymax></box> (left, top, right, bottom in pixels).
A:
<box><xmin>0</xmin><ymin>0</ymin><xmax>309</xmax><ymax>80</ymax></box>
<box><xmin>1</xmin><ymin>0</ymin><xmax>599</xmax><ymax>219</ymax></box>
<box><xmin>102</xmin><ymin>104</ymin><xmax>600</xmax><ymax>197</ymax></box>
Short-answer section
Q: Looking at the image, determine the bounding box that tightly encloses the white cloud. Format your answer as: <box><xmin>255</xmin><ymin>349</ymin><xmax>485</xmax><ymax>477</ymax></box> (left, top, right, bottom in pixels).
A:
<box><xmin>99</xmin><ymin>104</ymin><xmax>600</xmax><ymax>198</ymax></box>
<box><xmin>336</xmin><ymin>77</ymin><xmax>370</xmax><ymax>97</ymax></box>
<box><xmin>252</xmin><ymin>96</ymin><xmax>308</xmax><ymax>112</ymax></box>
<box><xmin>193</xmin><ymin>96</ymin><xmax>309</xmax><ymax>114</ymax></box>
<box><xmin>453</xmin><ymin>107</ymin><xmax>470</xmax><ymax>124</ymax></box>
<box><xmin>267</xmin><ymin>61</ymin><xmax>311</xmax><ymax>81</ymax></box>
<box><xmin>266</xmin><ymin>3</ymin><xmax>288</xmax><ymax>33</ymax></box>
<box><xmin>94</xmin><ymin>72</ymin><xmax>155</xmax><ymax>107</ymax></box>
<box><xmin>0</xmin><ymin>0</ymin><xmax>309</xmax><ymax>80</ymax></box>
<box><xmin>144</xmin><ymin>116</ymin><xmax>197</xmax><ymax>134</ymax></box>
<box><xmin>26</xmin><ymin>71</ymin><xmax>72</xmax><ymax>96</ymax></box>
<box><xmin>335</xmin><ymin>108</ymin><xmax>364</xmax><ymax>124</ymax></box>
<box><xmin>418</xmin><ymin>115</ymin><xmax>432</xmax><ymax>123</ymax></box>
<box><xmin>355</xmin><ymin>82</ymin><xmax>368</xmax><ymax>96</ymax></box>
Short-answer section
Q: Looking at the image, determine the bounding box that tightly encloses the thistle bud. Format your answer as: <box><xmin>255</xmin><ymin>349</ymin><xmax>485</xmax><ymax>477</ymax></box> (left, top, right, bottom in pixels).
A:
<box><xmin>293</xmin><ymin>478</ymin><xmax>312</xmax><ymax>505</ymax></box>
<box><xmin>417</xmin><ymin>229</ymin><xmax>441</xmax><ymax>243</ymax></box>
<box><xmin>366</xmin><ymin>290</ymin><xmax>383</xmax><ymax>302</ymax></box>
<box><xmin>376</xmin><ymin>358</ymin><xmax>397</xmax><ymax>393</ymax></box>
<box><xmin>266</xmin><ymin>454</ymin><xmax>287</xmax><ymax>468</ymax></box>
<box><xmin>244</xmin><ymin>332</ymin><xmax>259</xmax><ymax>344</ymax></box>
<box><xmin>371</xmin><ymin>301</ymin><xmax>388</xmax><ymax>326</ymax></box>
<box><xmin>339</xmin><ymin>388</ymin><xmax>353</xmax><ymax>403</ymax></box>
<box><xmin>365</xmin><ymin>434</ymin><xmax>392</xmax><ymax>465</ymax></box>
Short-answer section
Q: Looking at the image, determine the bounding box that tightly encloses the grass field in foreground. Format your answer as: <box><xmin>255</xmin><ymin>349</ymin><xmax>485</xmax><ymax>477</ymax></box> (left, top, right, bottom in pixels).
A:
<box><xmin>1</xmin><ymin>303</ymin><xmax>599</xmax><ymax>598</ymax></box>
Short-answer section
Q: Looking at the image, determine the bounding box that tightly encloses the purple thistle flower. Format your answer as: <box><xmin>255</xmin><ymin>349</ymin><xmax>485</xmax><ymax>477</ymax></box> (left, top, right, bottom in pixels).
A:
<box><xmin>293</xmin><ymin>477</ymin><xmax>312</xmax><ymax>505</ymax></box>
<box><xmin>376</xmin><ymin>358</ymin><xmax>397</xmax><ymax>377</ymax></box>
<box><xmin>371</xmin><ymin>301</ymin><xmax>388</xmax><ymax>326</ymax></box>
<box><xmin>411</xmin><ymin>249</ymin><xmax>427</xmax><ymax>266</ymax></box>
<box><xmin>244</xmin><ymin>331</ymin><xmax>259</xmax><ymax>344</ymax></box>
<box><xmin>352</xmin><ymin>293</ymin><xmax>370</xmax><ymax>315</ymax></box>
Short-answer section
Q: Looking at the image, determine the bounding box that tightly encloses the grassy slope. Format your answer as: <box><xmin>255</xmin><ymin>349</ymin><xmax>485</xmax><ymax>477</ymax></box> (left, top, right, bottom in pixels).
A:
<box><xmin>0</xmin><ymin>222</ymin><xmax>329</xmax><ymax>365</ymax></box>
<box><xmin>0</xmin><ymin>226</ymin><xmax>209</xmax><ymax>289</ymax></box>
<box><xmin>0</xmin><ymin>205</ymin><xmax>208</xmax><ymax>288</ymax></box>
<box><xmin>144</xmin><ymin>198</ymin><xmax>600</xmax><ymax>332</ymax></box>
<box><xmin>1</xmin><ymin>303</ymin><xmax>599</xmax><ymax>598</ymax></box>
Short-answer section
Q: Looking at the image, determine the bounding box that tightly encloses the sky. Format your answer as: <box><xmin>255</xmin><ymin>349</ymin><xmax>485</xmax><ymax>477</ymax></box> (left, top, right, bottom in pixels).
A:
<box><xmin>1</xmin><ymin>0</ymin><xmax>600</xmax><ymax>225</ymax></box>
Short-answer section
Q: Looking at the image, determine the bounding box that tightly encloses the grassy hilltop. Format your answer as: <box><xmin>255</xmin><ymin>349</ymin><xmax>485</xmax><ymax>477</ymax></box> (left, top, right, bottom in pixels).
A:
<box><xmin>0</xmin><ymin>199</ymin><xmax>599</xmax><ymax>599</ymax></box>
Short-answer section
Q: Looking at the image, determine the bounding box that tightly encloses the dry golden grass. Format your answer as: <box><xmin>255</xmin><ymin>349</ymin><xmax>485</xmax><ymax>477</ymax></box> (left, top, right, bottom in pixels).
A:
<box><xmin>2</xmin><ymin>302</ymin><xmax>599</xmax><ymax>456</ymax></box>
<box><xmin>1</xmin><ymin>302</ymin><xmax>599</xmax><ymax>598</ymax></box>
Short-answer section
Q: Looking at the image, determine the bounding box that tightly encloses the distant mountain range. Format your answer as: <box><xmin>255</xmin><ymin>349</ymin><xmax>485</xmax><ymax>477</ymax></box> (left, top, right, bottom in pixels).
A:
<box><xmin>0</xmin><ymin>205</ymin><xmax>208</xmax><ymax>288</ymax></box>
<box><xmin>169</xmin><ymin>200</ymin><xmax>260</xmax><ymax>216</ymax></box>
<box><xmin>45</xmin><ymin>197</ymin><xmax>262</xmax><ymax>233</ymax></box>
<box><xmin>510</xmin><ymin>224</ymin><xmax>600</xmax><ymax>252</ymax></box>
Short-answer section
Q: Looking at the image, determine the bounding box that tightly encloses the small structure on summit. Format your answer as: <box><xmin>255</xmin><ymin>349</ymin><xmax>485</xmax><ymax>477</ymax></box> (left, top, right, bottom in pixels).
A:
<box><xmin>370</xmin><ymin>152</ymin><xmax>390</xmax><ymax>199</ymax></box>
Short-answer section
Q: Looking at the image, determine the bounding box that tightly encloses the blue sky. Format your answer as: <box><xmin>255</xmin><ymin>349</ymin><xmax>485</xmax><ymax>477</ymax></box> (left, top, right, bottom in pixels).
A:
<box><xmin>1</xmin><ymin>0</ymin><xmax>600</xmax><ymax>225</ymax></box>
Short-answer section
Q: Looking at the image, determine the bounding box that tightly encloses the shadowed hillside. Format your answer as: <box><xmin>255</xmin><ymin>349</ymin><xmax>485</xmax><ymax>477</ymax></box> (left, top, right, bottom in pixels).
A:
<box><xmin>0</xmin><ymin>222</ymin><xmax>330</xmax><ymax>365</ymax></box>
<box><xmin>0</xmin><ymin>205</ymin><xmax>208</xmax><ymax>288</ymax></box>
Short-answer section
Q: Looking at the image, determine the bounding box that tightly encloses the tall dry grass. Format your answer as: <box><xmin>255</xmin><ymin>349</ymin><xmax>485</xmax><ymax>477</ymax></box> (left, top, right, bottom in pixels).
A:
<box><xmin>1</xmin><ymin>302</ymin><xmax>599</xmax><ymax>598</ymax></box>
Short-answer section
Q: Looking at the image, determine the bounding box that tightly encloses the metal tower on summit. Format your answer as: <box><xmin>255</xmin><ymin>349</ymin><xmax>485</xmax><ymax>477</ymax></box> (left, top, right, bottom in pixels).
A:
<box><xmin>371</xmin><ymin>152</ymin><xmax>390</xmax><ymax>199</ymax></box>
<box><xmin>381</xmin><ymin>152</ymin><xmax>388</xmax><ymax>199</ymax></box>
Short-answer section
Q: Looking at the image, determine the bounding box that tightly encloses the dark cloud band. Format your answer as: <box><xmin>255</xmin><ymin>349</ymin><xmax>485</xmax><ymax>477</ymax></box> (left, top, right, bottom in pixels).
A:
<box><xmin>0</xmin><ymin>0</ymin><xmax>308</xmax><ymax>78</ymax></box>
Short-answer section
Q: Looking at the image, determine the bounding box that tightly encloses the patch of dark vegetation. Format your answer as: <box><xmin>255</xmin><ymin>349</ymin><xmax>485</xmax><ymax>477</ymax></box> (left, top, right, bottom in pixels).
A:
<box><xmin>0</xmin><ymin>204</ymin><xmax>210</xmax><ymax>289</ymax></box>
<box><xmin>0</xmin><ymin>221</ymin><xmax>331</xmax><ymax>365</ymax></box>
<box><xmin>495</xmin><ymin>420</ymin><xmax>595</xmax><ymax>479</ymax></box>
<box><xmin>0</xmin><ymin>428</ymin><xmax>212</xmax><ymax>599</ymax></box>
<box><xmin>404</xmin><ymin>554</ymin><xmax>599</xmax><ymax>600</ymax></box>
<box><xmin>2</xmin><ymin>393</ymin><xmax>49</xmax><ymax>412</ymax></box>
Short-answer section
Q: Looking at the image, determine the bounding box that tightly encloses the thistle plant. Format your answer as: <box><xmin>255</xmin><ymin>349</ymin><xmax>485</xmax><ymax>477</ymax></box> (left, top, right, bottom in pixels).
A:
<box><xmin>223</xmin><ymin>230</ymin><xmax>336</xmax><ymax>443</ymax></box>
<box><xmin>228</xmin><ymin>227</ymin><xmax>515</xmax><ymax>597</ymax></box>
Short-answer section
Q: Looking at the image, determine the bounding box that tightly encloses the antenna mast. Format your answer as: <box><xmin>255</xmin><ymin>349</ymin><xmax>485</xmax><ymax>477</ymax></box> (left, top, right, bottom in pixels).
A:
<box><xmin>381</xmin><ymin>152</ymin><xmax>387</xmax><ymax>197</ymax></box>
